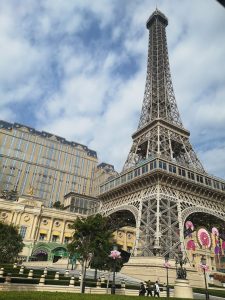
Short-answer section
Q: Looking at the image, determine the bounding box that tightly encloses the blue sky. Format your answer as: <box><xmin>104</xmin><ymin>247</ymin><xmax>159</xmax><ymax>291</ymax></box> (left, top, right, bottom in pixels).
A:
<box><xmin>0</xmin><ymin>0</ymin><xmax>225</xmax><ymax>178</ymax></box>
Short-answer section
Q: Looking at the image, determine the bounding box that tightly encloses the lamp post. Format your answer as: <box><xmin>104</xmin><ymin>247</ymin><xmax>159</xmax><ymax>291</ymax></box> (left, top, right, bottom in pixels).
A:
<box><xmin>200</xmin><ymin>256</ymin><xmax>209</xmax><ymax>300</ymax></box>
<box><xmin>109</xmin><ymin>249</ymin><xmax>121</xmax><ymax>295</ymax></box>
<box><xmin>164</xmin><ymin>254</ymin><xmax>170</xmax><ymax>298</ymax></box>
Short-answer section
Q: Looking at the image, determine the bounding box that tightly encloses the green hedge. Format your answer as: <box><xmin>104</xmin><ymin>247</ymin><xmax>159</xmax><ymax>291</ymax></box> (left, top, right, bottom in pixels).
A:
<box><xmin>100</xmin><ymin>283</ymin><xmax>121</xmax><ymax>288</ymax></box>
<box><xmin>84</xmin><ymin>281</ymin><xmax>97</xmax><ymax>287</ymax></box>
<box><xmin>38</xmin><ymin>279</ymin><xmax>96</xmax><ymax>287</ymax></box>
<box><xmin>0</xmin><ymin>266</ymin><xmax>72</xmax><ymax>280</ymax></box>
<box><xmin>45</xmin><ymin>279</ymin><xmax>70</xmax><ymax>286</ymax></box>
<box><xmin>193</xmin><ymin>287</ymin><xmax>225</xmax><ymax>298</ymax></box>
<box><xmin>0</xmin><ymin>264</ymin><xmax>56</xmax><ymax>276</ymax></box>
<box><xmin>125</xmin><ymin>284</ymin><xmax>139</xmax><ymax>290</ymax></box>
<box><xmin>11</xmin><ymin>277</ymin><xmax>39</xmax><ymax>284</ymax></box>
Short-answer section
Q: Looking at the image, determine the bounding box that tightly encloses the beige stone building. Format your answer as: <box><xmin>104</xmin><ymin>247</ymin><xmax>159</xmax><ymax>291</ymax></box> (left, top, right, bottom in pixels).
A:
<box><xmin>0</xmin><ymin>193</ymin><xmax>135</xmax><ymax>262</ymax></box>
<box><xmin>0</xmin><ymin>194</ymin><xmax>77</xmax><ymax>261</ymax></box>
<box><xmin>92</xmin><ymin>163</ymin><xmax>118</xmax><ymax>197</ymax></box>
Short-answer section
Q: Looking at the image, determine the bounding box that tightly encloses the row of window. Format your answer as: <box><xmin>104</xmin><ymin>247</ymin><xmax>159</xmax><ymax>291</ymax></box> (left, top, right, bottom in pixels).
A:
<box><xmin>100</xmin><ymin>159</ymin><xmax>225</xmax><ymax>193</ymax></box>
<box><xmin>39</xmin><ymin>233</ymin><xmax>71</xmax><ymax>244</ymax></box>
<box><xmin>1</xmin><ymin>129</ymin><xmax>89</xmax><ymax>157</ymax></box>
<box><xmin>0</xmin><ymin>146</ymin><xmax>92</xmax><ymax>176</ymax></box>
<box><xmin>19</xmin><ymin>227</ymin><xmax>72</xmax><ymax>244</ymax></box>
<box><xmin>69</xmin><ymin>197</ymin><xmax>99</xmax><ymax>215</ymax></box>
<box><xmin>0</xmin><ymin>157</ymin><xmax>95</xmax><ymax>204</ymax></box>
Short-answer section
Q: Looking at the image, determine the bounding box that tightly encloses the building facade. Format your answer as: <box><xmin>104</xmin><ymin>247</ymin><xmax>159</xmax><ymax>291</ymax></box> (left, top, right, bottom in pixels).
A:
<box><xmin>92</xmin><ymin>163</ymin><xmax>118</xmax><ymax>197</ymax></box>
<box><xmin>0</xmin><ymin>120</ymin><xmax>98</xmax><ymax>207</ymax></box>
<box><xmin>64</xmin><ymin>192</ymin><xmax>100</xmax><ymax>215</ymax></box>
<box><xmin>0</xmin><ymin>193</ymin><xmax>135</xmax><ymax>262</ymax></box>
<box><xmin>0</xmin><ymin>194</ymin><xmax>76</xmax><ymax>261</ymax></box>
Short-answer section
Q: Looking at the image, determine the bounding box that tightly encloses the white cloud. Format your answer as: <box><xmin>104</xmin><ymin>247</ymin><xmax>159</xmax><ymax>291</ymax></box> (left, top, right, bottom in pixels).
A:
<box><xmin>0</xmin><ymin>0</ymin><xmax>225</xmax><ymax>179</ymax></box>
<box><xmin>0</xmin><ymin>108</ymin><xmax>16</xmax><ymax>122</ymax></box>
<box><xmin>200</xmin><ymin>146</ymin><xmax>225</xmax><ymax>179</ymax></box>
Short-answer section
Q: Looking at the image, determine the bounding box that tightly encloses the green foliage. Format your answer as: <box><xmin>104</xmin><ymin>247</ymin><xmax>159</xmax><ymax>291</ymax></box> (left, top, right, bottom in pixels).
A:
<box><xmin>45</xmin><ymin>279</ymin><xmax>70</xmax><ymax>285</ymax></box>
<box><xmin>11</xmin><ymin>277</ymin><xmax>39</xmax><ymax>284</ymax></box>
<box><xmin>0</xmin><ymin>189</ymin><xmax>19</xmax><ymax>201</ymax></box>
<box><xmin>68</xmin><ymin>214</ymin><xmax>114</xmax><ymax>267</ymax></box>
<box><xmin>52</xmin><ymin>201</ymin><xmax>64</xmax><ymax>210</ymax></box>
<box><xmin>0</xmin><ymin>222</ymin><xmax>24</xmax><ymax>263</ymax></box>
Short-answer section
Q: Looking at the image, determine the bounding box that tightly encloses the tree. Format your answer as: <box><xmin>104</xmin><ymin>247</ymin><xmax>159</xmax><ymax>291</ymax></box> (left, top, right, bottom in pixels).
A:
<box><xmin>0</xmin><ymin>222</ymin><xmax>24</xmax><ymax>263</ymax></box>
<box><xmin>0</xmin><ymin>189</ymin><xmax>19</xmax><ymax>201</ymax></box>
<box><xmin>52</xmin><ymin>201</ymin><xmax>64</xmax><ymax>210</ymax></box>
<box><xmin>68</xmin><ymin>214</ymin><xmax>114</xmax><ymax>292</ymax></box>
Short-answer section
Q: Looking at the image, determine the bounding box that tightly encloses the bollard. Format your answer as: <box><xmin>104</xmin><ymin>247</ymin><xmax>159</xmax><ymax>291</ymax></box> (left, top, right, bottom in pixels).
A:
<box><xmin>43</xmin><ymin>267</ymin><xmax>48</xmax><ymax>275</ymax></box>
<box><xmin>39</xmin><ymin>275</ymin><xmax>45</xmax><ymax>286</ymax></box>
<box><xmin>96</xmin><ymin>277</ymin><xmax>101</xmax><ymax>287</ymax></box>
<box><xmin>54</xmin><ymin>271</ymin><xmax>59</xmax><ymax>280</ymax></box>
<box><xmin>28</xmin><ymin>270</ymin><xmax>33</xmax><ymax>279</ymax></box>
<box><xmin>0</xmin><ymin>268</ymin><xmax>4</xmax><ymax>278</ymax></box>
<box><xmin>64</xmin><ymin>269</ymin><xmax>70</xmax><ymax>277</ymax></box>
<box><xmin>121</xmin><ymin>279</ymin><xmax>126</xmax><ymax>289</ymax></box>
<box><xmin>19</xmin><ymin>265</ymin><xmax>24</xmax><ymax>275</ymax></box>
<box><xmin>4</xmin><ymin>273</ymin><xmax>11</xmax><ymax>284</ymax></box>
<box><xmin>78</xmin><ymin>272</ymin><xmax>82</xmax><ymax>282</ymax></box>
<box><xmin>101</xmin><ymin>275</ymin><xmax>105</xmax><ymax>283</ymax></box>
<box><xmin>69</xmin><ymin>276</ymin><xmax>75</xmax><ymax>287</ymax></box>
<box><xmin>13</xmin><ymin>263</ymin><xmax>17</xmax><ymax>269</ymax></box>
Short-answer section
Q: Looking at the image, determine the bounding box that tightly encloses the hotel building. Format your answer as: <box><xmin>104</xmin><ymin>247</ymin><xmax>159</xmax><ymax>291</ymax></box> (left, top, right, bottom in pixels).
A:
<box><xmin>0</xmin><ymin>120</ymin><xmax>98</xmax><ymax>207</ymax></box>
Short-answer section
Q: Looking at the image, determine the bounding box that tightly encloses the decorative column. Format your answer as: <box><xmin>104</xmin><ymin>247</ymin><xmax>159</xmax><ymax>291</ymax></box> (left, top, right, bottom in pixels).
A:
<box><xmin>16</xmin><ymin>211</ymin><xmax>23</xmax><ymax>225</ymax></box>
<box><xmin>123</xmin><ymin>229</ymin><xmax>127</xmax><ymax>251</ymax></box>
<box><xmin>47</xmin><ymin>218</ymin><xmax>54</xmax><ymax>242</ymax></box>
<box><xmin>29</xmin><ymin>215</ymin><xmax>38</xmax><ymax>240</ymax></box>
<box><xmin>60</xmin><ymin>220</ymin><xmax>66</xmax><ymax>244</ymax></box>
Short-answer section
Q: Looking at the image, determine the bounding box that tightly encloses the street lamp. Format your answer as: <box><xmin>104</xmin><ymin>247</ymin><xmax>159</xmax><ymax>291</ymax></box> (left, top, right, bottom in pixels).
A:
<box><xmin>200</xmin><ymin>256</ymin><xmax>209</xmax><ymax>300</ymax></box>
<box><xmin>109</xmin><ymin>249</ymin><xmax>121</xmax><ymax>295</ymax></box>
<box><xmin>164</xmin><ymin>254</ymin><xmax>170</xmax><ymax>298</ymax></box>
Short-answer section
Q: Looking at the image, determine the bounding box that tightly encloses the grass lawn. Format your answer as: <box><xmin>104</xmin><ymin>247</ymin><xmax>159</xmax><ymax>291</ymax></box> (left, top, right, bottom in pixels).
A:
<box><xmin>0</xmin><ymin>292</ymin><xmax>196</xmax><ymax>300</ymax></box>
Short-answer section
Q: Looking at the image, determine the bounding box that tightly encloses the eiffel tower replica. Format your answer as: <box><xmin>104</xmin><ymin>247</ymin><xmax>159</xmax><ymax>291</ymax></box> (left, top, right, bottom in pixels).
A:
<box><xmin>99</xmin><ymin>9</ymin><xmax>225</xmax><ymax>266</ymax></box>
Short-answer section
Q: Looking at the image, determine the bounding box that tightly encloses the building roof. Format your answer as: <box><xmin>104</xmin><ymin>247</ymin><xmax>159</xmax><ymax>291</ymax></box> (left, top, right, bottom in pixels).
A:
<box><xmin>0</xmin><ymin>120</ymin><xmax>97</xmax><ymax>158</ymax></box>
<box><xmin>97</xmin><ymin>162</ymin><xmax>115</xmax><ymax>170</ymax></box>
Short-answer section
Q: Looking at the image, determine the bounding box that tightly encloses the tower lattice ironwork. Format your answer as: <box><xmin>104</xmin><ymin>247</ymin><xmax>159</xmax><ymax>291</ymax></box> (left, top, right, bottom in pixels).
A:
<box><xmin>98</xmin><ymin>9</ymin><xmax>225</xmax><ymax>259</ymax></box>
<box><xmin>123</xmin><ymin>9</ymin><xmax>204</xmax><ymax>173</ymax></box>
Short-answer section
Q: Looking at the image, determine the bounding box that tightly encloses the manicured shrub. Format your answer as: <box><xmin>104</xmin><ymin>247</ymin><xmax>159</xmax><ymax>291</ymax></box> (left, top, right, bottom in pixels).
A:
<box><xmin>124</xmin><ymin>284</ymin><xmax>138</xmax><ymax>290</ymax></box>
<box><xmin>11</xmin><ymin>277</ymin><xmax>39</xmax><ymax>284</ymax></box>
<box><xmin>45</xmin><ymin>279</ymin><xmax>70</xmax><ymax>286</ymax></box>
<box><xmin>84</xmin><ymin>281</ymin><xmax>96</xmax><ymax>287</ymax></box>
<box><xmin>193</xmin><ymin>287</ymin><xmax>225</xmax><ymax>298</ymax></box>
